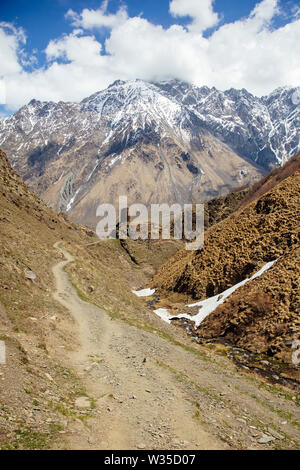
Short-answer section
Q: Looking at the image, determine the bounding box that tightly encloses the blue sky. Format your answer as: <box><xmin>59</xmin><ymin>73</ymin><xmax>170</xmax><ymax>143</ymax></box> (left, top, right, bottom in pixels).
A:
<box><xmin>0</xmin><ymin>0</ymin><xmax>299</xmax><ymax>114</ymax></box>
<box><xmin>1</xmin><ymin>0</ymin><xmax>296</xmax><ymax>65</ymax></box>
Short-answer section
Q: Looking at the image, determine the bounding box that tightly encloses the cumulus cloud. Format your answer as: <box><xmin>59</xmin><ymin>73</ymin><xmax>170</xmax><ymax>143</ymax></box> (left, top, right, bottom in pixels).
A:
<box><xmin>65</xmin><ymin>0</ymin><xmax>128</xmax><ymax>30</ymax></box>
<box><xmin>0</xmin><ymin>0</ymin><xmax>299</xmax><ymax>111</ymax></box>
<box><xmin>249</xmin><ymin>0</ymin><xmax>280</xmax><ymax>26</ymax></box>
<box><xmin>0</xmin><ymin>22</ymin><xmax>26</xmax><ymax>76</ymax></box>
<box><xmin>169</xmin><ymin>0</ymin><xmax>220</xmax><ymax>32</ymax></box>
<box><xmin>46</xmin><ymin>31</ymin><xmax>103</xmax><ymax>65</ymax></box>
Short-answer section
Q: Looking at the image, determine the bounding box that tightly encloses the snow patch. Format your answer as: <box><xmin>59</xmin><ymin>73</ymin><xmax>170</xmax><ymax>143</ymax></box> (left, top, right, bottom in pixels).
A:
<box><xmin>132</xmin><ymin>288</ymin><xmax>156</xmax><ymax>297</ymax></box>
<box><xmin>109</xmin><ymin>154</ymin><xmax>122</xmax><ymax>167</ymax></box>
<box><xmin>177</xmin><ymin>260</ymin><xmax>277</xmax><ymax>327</ymax></box>
<box><xmin>153</xmin><ymin>308</ymin><xmax>173</xmax><ymax>324</ymax></box>
<box><xmin>87</xmin><ymin>160</ymin><xmax>99</xmax><ymax>181</ymax></box>
<box><xmin>66</xmin><ymin>187</ymin><xmax>81</xmax><ymax>212</ymax></box>
<box><xmin>153</xmin><ymin>260</ymin><xmax>277</xmax><ymax>327</ymax></box>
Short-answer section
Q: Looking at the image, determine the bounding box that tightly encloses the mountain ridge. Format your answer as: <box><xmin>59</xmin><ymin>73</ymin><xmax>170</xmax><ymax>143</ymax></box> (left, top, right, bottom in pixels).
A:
<box><xmin>0</xmin><ymin>79</ymin><xmax>298</xmax><ymax>229</ymax></box>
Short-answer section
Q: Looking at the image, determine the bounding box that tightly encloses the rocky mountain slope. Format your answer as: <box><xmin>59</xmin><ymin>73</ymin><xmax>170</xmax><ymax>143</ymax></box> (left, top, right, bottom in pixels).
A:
<box><xmin>156</xmin><ymin>81</ymin><xmax>300</xmax><ymax>168</ymax></box>
<box><xmin>153</xmin><ymin>154</ymin><xmax>300</xmax><ymax>378</ymax></box>
<box><xmin>1</xmin><ymin>148</ymin><xmax>300</xmax><ymax>450</ymax></box>
<box><xmin>0</xmin><ymin>147</ymin><xmax>165</xmax><ymax>448</ymax></box>
<box><xmin>2</xmin><ymin>79</ymin><xmax>298</xmax><ymax>228</ymax></box>
<box><xmin>0</xmin><ymin>147</ymin><xmax>96</xmax><ymax>448</ymax></box>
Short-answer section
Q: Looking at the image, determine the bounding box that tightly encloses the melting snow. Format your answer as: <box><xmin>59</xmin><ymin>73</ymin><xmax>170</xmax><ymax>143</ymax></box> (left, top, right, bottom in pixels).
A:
<box><xmin>87</xmin><ymin>160</ymin><xmax>99</xmax><ymax>181</ymax></box>
<box><xmin>132</xmin><ymin>288</ymin><xmax>156</xmax><ymax>297</ymax></box>
<box><xmin>153</xmin><ymin>260</ymin><xmax>277</xmax><ymax>327</ymax></box>
<box><xmin>153</xmin><ymin>308</ymin><xmax>173</xmax><ymax>324</ymax></box>
<box><xmin>109</xmin><ymin>154</ymin><xmax>122</xmax><ymax>167</ymax></box>
<box><xmin>66</xmin><ymin>187</ymin><xmax>81</xmax><ymax>212</ymax></box>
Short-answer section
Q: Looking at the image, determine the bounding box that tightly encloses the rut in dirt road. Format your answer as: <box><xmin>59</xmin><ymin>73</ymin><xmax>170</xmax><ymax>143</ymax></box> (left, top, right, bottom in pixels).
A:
<box><xmin>52</xmin><ymin>242</ymin><xmax>300</xmax><ymax>450</ymax></box>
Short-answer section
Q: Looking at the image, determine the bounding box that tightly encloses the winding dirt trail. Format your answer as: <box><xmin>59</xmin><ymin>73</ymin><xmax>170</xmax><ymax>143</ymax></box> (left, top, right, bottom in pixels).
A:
<box><xmin>52</xmin><ymin>242</ymin><xmax>299</xmax><ymax>450</ymax></box>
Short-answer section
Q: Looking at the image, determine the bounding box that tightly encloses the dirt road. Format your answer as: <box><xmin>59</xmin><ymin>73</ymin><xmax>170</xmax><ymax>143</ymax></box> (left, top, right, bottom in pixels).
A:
<box><xmin>52</xmin><ymin>242</ymin><xmax>300</xmax><ymax>450</ymax></box>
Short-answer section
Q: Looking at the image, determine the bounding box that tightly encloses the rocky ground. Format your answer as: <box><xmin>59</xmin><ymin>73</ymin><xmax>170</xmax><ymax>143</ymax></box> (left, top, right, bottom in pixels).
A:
<box><xmin>50</xmin><ymin>243</ymin><xmax>300</xmax><ymax>450</ymax></box>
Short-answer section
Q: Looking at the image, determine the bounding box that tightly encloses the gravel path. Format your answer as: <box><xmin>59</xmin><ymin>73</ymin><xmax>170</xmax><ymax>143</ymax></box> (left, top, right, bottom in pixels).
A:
<box><xmin>52</xmin><ymin>242</ymin><xmax>300</xmax><ymax>450</ymax></box>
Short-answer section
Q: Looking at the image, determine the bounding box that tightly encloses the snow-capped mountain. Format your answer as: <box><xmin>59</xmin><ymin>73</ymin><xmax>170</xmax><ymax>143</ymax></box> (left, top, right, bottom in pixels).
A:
<box><xmin>0</xmin><ymin>79</ymin><xmax>298</xmax><ymax>229</ymax></box>
<box><xmin>155</xmin><ymin>80</ymin><xmax>300</xmax><ymax>167</ymax></box>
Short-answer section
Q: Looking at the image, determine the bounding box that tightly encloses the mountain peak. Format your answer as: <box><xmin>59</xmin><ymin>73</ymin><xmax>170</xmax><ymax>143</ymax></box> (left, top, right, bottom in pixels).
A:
<box><xmin>0</xmin><ymin>79</ymin><xmax>299</xmax><ymax>226</ymax></box>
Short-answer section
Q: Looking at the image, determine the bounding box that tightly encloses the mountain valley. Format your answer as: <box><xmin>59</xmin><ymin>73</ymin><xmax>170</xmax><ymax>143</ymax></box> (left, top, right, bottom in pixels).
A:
<box><xmin>1</xmin><ymin>80</ymin><xmax>299</xmax><ymax>229</ymax></box>
<box><xmin>0</xmin><ymin>75</ymin><xmax>299</xmax><ymax>451</ymax></box>
<box><xmin>0</xmin><ymin>146</ymin><xmax>299</xmax><ymax>450</ymax></box>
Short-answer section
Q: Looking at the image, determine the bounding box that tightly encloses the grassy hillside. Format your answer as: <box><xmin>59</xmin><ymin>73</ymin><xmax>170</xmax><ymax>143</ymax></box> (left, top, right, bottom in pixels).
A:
<box><xmin>1</xmin><ymin>146</ymin><xmax>299</xmax><ymax>450</ymax></box>
<box><xmin>0</xmin><ymin>148</ymin><xmax>173</xmax><ymax>449</ymax></box>
<box><xmin>153</xmin><ymin>154</ymin><xmax>300</xmax><ymax>375</ymax></box>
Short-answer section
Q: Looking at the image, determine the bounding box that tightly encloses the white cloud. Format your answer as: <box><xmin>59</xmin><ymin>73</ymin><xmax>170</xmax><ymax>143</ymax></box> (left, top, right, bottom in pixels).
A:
<box><xmin>249</xmin><ymin>0</ymin><xmax>280</xmax><ymax>27</ymax></box>
<box><xmin>0</xmin><ymin>0</ymin><xmax>299</xmax><ymax>111</ymax></box>
<box><xmin>0</xmin><ymin>22</ymin><xmax>25</xmax><ymax>76</ymax></box>
<box><xmin>46</xmin><ymin>31</ymin><xmax>103</xmax><ymax>65</ymax></box>
<box><xmin>105</xmin><ymin>18</ymin><xmax>209</xmax><ymax>83</ymax></box>
<box><xmin>65</xmin><ymin>0</ymin><xmax>128</xmax><ymax>30</ymax></box>
<box><xmin>169</xmin><ymin>0</ymin><xmax>220</xmax><ymax>32</ymax></box>
<box><xmin>0</xmin><ymin>78</ymin><xmax>6</xmax><ymax>105</ymax></box>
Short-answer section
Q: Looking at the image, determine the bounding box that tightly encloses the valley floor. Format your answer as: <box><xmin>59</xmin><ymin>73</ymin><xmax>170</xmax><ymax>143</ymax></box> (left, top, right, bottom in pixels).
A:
<box><xmin>51</xmin><ymin>242</ymin><xmax>299</xmax><ymax>450</ymax></box>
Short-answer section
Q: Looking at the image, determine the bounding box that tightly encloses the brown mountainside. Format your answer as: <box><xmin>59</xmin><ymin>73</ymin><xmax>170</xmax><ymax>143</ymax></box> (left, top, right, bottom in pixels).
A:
<box><xmin>153</xmin><ymin>154</ymin><xmax>300</xmax><ymax>371</ymax></box>
<box><xmin>0</xmin><ymin>148</ymin><xmax>161</xmax><ymax>448</ymax></box>
<box><xmin>1</xmin><ymin>148</ymin><xmax>300</xmax><ymax>449</ymax></box>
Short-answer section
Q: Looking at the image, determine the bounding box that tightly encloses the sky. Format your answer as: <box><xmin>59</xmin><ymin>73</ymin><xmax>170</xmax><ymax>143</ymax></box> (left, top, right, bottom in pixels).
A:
<box><xmin>0</xmin><ymin>0</ymin><xmax>300</xmax><ymax>114</ymax></box>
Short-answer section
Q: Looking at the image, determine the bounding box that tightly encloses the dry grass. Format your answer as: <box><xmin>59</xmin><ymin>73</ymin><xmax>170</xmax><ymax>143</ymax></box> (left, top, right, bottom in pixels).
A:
<box><xmin>153</xmin><ymin>157</ymin><xmax>300</xmax><ymax>371</ymax></box>
<box><xmin>0</xmin><ymin>148</ymin><xmax>187</xmax><ymax>448</ymax></box>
